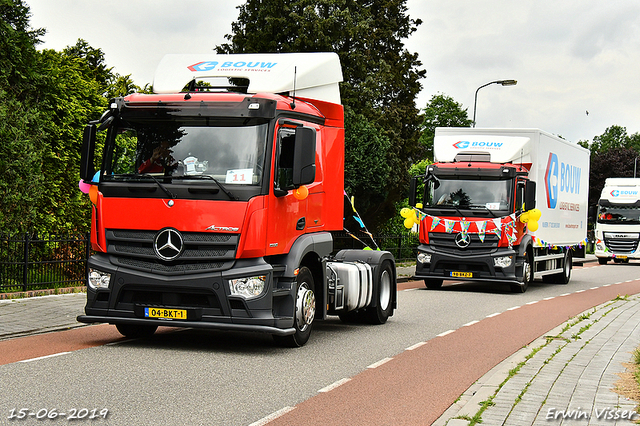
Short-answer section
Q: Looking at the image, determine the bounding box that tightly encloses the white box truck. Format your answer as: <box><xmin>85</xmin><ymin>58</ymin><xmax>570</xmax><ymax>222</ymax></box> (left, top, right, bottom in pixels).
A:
<box><xmin>408</xmin><ymin>128</ymin><xmax>590</xmax><ymax>292</ymax></box>
<box><xmin>594</xmin><ymin>178</ymin><xmax>640</xmax><ymax>264</ymax></box>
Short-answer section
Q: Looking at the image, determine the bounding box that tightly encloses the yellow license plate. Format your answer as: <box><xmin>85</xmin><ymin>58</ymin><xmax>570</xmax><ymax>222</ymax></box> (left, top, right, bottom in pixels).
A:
<box><xmin>144</xmin><ymin>307</ymin><xmax>187</xmax><ymax>320</ymax></box>
<box><xmin>450</xmin><ymin>271</ymin><xmax>473</xmax><ymax>278</ymax></box>
<box><xmin>617</xmin><ymin>256</ymin><xmax>628</xmax><ymax>260</ymax></box>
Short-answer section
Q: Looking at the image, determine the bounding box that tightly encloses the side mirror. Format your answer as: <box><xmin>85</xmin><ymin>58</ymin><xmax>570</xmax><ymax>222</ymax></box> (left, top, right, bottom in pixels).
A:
<box><xmin>409</xmin><ymin>177</ymin><xmax>418</xmax><ymax>207</ymax></box>
<box><xmin>588</xmin><ymin>205</ymin><xmax>597</xmax><ymax>223</ymax></box>
<box><xmin>292</xmin><ymin>126</ymin><xmax>316</xmax><ymax>186</ymax></box>
<box><xmin>525</xmin><ymin>180</ymin><xmax>536</xmax><ymax>210</ymax></box>
<box><xmin>80</xmin><ymin>124</ymin><xmax>96</xmax><ymax>181</ymax></box>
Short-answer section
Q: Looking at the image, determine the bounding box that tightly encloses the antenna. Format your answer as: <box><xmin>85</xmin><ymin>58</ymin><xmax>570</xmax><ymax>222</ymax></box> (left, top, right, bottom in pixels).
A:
<box><xmin>290</xmin><ymin>66</ymin><xmax>297</xmax><ymax>110</ymax></box>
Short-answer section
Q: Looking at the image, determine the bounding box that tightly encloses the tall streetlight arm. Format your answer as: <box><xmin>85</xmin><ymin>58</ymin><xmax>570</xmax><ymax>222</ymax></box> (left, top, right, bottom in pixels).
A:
<box><xmin>472</xmin><ymin>79</ymin><xmax>517</xmax><ymax>127</ymax></box>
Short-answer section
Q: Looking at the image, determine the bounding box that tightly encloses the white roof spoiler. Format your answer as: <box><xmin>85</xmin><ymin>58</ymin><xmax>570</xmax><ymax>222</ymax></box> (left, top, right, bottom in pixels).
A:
<box><xmin>153</xmin><ymin>52</ymin><xmax>343</xmax><ymax>104</ymax></box>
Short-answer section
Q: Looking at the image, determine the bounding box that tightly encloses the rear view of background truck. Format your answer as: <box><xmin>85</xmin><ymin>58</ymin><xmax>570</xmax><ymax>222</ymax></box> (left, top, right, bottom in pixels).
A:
<box><xmin>594</xmin><ymin>178</ymin><xmax>640</xmax><ymax>264</ymax></box>
<box><xmin>77</xmin><ymin>52</ymin><xmax>396</xmax><ymax>347</ymax></box>
<box><xmin>409</xmin><ymin>128</ymin><xmax>589</xmax><ymax>292</ymax></box>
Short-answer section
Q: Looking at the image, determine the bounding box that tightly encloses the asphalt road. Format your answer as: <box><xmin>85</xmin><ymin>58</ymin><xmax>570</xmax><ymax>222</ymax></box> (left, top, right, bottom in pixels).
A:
<box><xmin>1</xmin><ymin>261</ymin><xmax>639</xmax><ymax>425</ymax></box>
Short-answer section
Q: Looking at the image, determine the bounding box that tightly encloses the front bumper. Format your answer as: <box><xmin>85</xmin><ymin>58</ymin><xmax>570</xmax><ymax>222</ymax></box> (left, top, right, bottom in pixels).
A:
<box><xmin>414</xmin><ymin>244</ymin><xmax>522</xmax><ymax>285</ymax></box>
<box><xmin>78</xmin><ymin>253</ymin><xmax>297</xmax><ymax>335</ymax></box>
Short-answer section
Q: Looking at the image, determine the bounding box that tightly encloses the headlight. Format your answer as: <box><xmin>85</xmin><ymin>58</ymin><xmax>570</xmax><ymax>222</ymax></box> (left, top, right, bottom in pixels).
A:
<box><xmin>494</xmin><ymin>256</ymin><xmax>513</xmax><ymax>268</ymax></box>
<box><xmin>596</xmin><ymin>243</ymin><xmax>604</xmax><ymax>251</ymax></box>
<box><xmin>88</xmin><ymin>268</ymin><xmax>111</xmax><ymax>289</ymax></box>
<box><xmin>417</xmin><ymin>253</ymin><xmax>431</xmax><ymax>264</ymax></box>
<box><xmin>229</xmin><ymin>276</ymin><xmax>266</xmax><ymax>299</ymax></box>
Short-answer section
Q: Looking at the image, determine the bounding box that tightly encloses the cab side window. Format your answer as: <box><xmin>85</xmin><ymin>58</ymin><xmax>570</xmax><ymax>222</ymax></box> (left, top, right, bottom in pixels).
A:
<box><xmin>275</xmin><ymin>129</ymin><xmax>295</xmax><ymax>191</ymax></box>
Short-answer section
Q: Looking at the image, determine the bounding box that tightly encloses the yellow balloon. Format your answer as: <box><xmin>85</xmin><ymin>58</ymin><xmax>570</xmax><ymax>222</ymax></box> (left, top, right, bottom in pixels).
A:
<box><xmin>416</xmin><ymin>203</ymin><xmax>423</xmax><ymax>209</ymax></box>
<box><xmin>519</xmin><ymin>212</ymin><xmax>530</xmax><ymax>223</ymax></box>
<box><xmin>530</xmin><ymin>208</ymin><xmax>542</xmax><ymax>221</ymax></box>
<box><xmin>404</xmin><ymin>217</ymin><xmax>415</xmax><ymax>229</ymax></box>
<box><xmin>400</xmin><ymin>207</ymin><xmax>413</xmax><ymax>219</ymax></box>
<box><xmin>528</xmin><ymin>220</ymin><xmax>539</xmax><ymax>231</ymax></box>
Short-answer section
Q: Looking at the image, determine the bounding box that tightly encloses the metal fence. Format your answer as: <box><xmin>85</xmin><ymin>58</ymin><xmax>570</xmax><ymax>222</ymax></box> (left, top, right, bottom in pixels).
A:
<box><xmin>332</xmin><ymin>232</ymin><xmax>420</xmax><ymax>263</ymax></box>
<box><xmin>0</xmin><ymin>232</ymin><xmax>90</xmax><ymax>293</ymax></box>
<box><xmin>0</xmin><ymin>231</ymin><xmax>418</xmax><ymax>293</ymax></box>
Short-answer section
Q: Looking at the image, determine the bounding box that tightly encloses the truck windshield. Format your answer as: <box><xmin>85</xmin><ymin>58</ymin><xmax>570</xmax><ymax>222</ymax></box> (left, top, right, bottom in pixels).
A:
<box><xmin>426</xmin><ymin>178</ymin><xmax>512</xmax><ymax>211</ymax></box>
<box><xmin>103</xmin><ymin>120</ymin><xmax>268</xmax><ymax>186</ymax></box>
<box><xmin>598</xmin><ymin>205</ymin><xmax>640</xmax><ymax>224</ymax></box>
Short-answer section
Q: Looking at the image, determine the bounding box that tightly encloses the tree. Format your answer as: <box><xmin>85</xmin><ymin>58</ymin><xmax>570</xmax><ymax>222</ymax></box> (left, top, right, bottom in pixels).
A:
<box><xmin>217</xmin><ymin>0</ymin><xmax>425</xmax><ymax>230</ymax></box>
<box><xmin>588</xmin><ymin>147</ymin><xmax>638</xmax><ymax>207</ymax></box>
<box><xmin>579</xmin><ymin>125</ymin><xmax>640</xmax><ymax>155</ymax></box>
<box><xmin>344</xmin><ymin>106</ymin><xmax>391</xmax><ymax>227</ymax></box>
<box><xmin>419</xmin><ymin>93</ymin><xmax>473</xmax><ymax>160</ymax></box>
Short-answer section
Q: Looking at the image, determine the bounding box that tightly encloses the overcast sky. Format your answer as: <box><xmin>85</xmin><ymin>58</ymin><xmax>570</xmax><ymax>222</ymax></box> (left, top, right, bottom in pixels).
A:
<box><xmin>25</xmin><ymin>0</ymin><xmax>640</xmax><ymax>144</ymax></box>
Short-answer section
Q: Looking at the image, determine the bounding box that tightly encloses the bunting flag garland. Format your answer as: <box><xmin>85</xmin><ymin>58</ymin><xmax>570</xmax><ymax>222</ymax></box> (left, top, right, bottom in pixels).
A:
<box><xmin>430</xmin><ymin>217</ymin><xmax>441</xmax><ymax>231</ymax></box>
<box><xmin>531</xmin><ymin>236</ymin><xmax>589</xmax><ymax>250</ymax></box>
<box><xmin>445</xmin><ymin>219</ymin><xmax>455</xmax><ymax>233</ymax></box>
<box><xmin>477</xmin><ymin>221</ymin><xmax>487</xmax><ymax>242</ymax></box>
<box><xmin>460</xmin><ymin>220</ymin><xmax>470</xmax><ymax>237</ymax></box>
<box><xmin>343</xmin><ymin>192</ymin><xmax>380</xmax><ymax>250</ymax></box>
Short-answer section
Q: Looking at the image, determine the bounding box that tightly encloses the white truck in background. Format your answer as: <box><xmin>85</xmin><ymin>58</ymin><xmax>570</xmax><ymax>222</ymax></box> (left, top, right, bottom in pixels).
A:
<box><xmin>594</xmin><ymin>178</ymin><xmax>640</xmax><ymax>264</ymax></box>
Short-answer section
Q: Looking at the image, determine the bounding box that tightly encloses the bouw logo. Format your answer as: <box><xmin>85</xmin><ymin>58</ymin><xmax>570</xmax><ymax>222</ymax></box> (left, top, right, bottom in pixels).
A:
<box><xmin>452</xmin><ymin>140</ymin><xmax>503</xmax><ymax>150</ymax></box>
<box><xmin>611</xmin><ymin>190</ymin><xmax>620</xmax><ymax>197</ymax></box>
<box><xmin>187</xmin><ymin>61</ymin><xmax>278</xmax><ymax>72</ymax></box>
<box><xmin>545</xmin><ymin>152</ymin><xmax>559</xmax><ymax>209</ymax></box>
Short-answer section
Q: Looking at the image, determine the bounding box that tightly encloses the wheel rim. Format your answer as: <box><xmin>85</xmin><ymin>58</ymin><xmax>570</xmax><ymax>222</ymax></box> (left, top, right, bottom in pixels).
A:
<box><xmin>379</xmin><ymin>270</ymin><xmax>391</xmax><ymax>311</ymax></box>
<box><xmin>523</xmin><ymin>257</ymin><xmax>531</xmax><ymax>284</ymax></box>
<box><xmin>295</xmin><ymin>283</ymin><xmax>315</xmax><ymax>331</ymax></box>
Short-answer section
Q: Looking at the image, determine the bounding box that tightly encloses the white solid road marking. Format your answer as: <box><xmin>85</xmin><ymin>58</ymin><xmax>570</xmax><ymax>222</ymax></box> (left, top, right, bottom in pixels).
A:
<box><xmin>463</xmin><ymin>320</ymin><xmax>479</xmax><ymax>327</ymax></box>
<box><xmin>19</xmin><ymin>352</ymin><xmax>71</xmax><ymax>363</ymax></box>
<box><xmin>437</xmin><ymin>330</ymin><xmax>455</xmax><ymax>337</ymax></box>
<box><xmin>507</xmin><ymin>306</ymin><xmax>521</xmax><ymax>311</ymax></box>
<box><xmin>526</xmin><ymin>301</ymin><xmax>539</xmax><ymax>305</ymax></box>
<box><xmin>486</xmin><ymin>312</ymin><xmax>501</xmax><ymax>318</ymax></box>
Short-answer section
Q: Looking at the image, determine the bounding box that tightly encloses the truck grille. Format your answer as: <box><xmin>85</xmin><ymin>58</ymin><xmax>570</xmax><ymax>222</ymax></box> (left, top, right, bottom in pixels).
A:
<box><xmin>604</xmin><ymin>237</ymin><xmax>639</xmax><ymax>253</ymax></box>
<box><xmin>106</xmin><ymin>229</ymin><xmax>238</xmax><ymax>275</ymax></box>
<box><xmin>428</xmin><ymin>232</ymin><xmax>500</xmax><ymax>254</ymax></box>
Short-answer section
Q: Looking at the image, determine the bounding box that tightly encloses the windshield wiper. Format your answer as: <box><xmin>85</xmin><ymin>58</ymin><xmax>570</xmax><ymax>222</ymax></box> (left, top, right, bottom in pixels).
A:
<box><xmin>109</xmin><ymin>173</ymin><xmax>176</xmax><ymax>199</ymax></box>
<box><xmin>172</xmin><ymin>175</ymin><xmax>238</xmax><ymax>200</ymax></box>
<box><xmin>467</xmin><ymin>204</ymin><xmax>499</xmax><ymax>217</ymax></box>
<box><xmin>139</xmin><ymin>174</ymin><xmax>176</xmax><ymax>199</ymax></box>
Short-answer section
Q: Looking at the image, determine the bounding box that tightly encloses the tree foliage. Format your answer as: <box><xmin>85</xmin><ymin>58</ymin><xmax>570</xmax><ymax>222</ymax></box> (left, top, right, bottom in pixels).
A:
<box><xmin>419</xmin><ymin>93</ymin><xmax>473</xmax><ymax>160</ymax></box>
<box><xmin>0</xmin><ymin>0</ymin><xmax>116</xmax><ymax>234</ymax></box>
<box><xmin>217</xmin><ymin>0</ymin><xmax>425</xmax><ymax>230</ymax></box>
<box><xmin>588</xmin><ymin>147</ymin><xmax>638</xmax><ymax>207</ymax></box>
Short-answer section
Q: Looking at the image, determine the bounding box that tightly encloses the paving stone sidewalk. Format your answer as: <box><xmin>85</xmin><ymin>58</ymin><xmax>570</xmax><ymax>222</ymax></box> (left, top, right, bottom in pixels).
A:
<box><xmin>437</xmin><ymin>296</ymin><xmax>640</xmax><ymax>426</ymax></box>
<box><xmin>0</xmin><ymin>292</ymin><xmax>87</xmax><ymax>341</ymax></box>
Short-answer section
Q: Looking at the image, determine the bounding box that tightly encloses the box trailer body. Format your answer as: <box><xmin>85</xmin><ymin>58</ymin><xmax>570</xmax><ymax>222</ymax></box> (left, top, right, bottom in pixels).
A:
<box><xmin>77</xmin><ymin>53</ymin><xmax>396</xmax><ymax>346</ymax></box>
<box><xmin>594</xmin><ymin>178</ymin><xmax>640</xmax><ymax>264</ymax></box>
<box><xmin>409</xmin><ymin>128</ymin><xmax>589</xmax><ymax>292</ymax></box>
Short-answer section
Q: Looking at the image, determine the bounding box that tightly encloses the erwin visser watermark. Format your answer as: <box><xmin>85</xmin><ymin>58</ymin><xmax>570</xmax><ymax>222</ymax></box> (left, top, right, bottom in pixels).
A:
<box><xmin>546</xmin><ymin>407</ymin><xmax>638</xmax><ymax>421</ymax></box>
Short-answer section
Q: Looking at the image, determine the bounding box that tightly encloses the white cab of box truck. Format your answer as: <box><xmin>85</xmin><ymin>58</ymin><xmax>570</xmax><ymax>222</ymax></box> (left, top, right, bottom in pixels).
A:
<box><xmin>409</xmin><ymin>128</ymin><xmax>590</xmax><ymax>292</ymax></box>
<box><xmin>594</xmin><ymin>178</ymin><xmax>640</xmax><ymax>264</ymax></box>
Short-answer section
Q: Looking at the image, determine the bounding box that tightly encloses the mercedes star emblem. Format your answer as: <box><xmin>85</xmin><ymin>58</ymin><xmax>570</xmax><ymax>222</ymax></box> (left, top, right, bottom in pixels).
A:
<box><xmin>455</xmin><ymin>232</ymin><xmax>471</xmax><ymax>249</ymax></box>
<box><xmin>154</xmin><ymin>228</ymin><xmax>184</xmax><ymax>261</ymax></box>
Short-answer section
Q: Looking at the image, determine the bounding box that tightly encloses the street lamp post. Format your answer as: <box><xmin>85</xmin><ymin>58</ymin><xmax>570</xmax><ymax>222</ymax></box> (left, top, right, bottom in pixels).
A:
<box><xmin>472</xmin><ymin>79</ymin><xmax>517</xmax><ymax>127</ymax></box>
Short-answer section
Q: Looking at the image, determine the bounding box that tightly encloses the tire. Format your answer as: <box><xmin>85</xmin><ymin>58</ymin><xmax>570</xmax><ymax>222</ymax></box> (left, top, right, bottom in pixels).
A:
<box><xmin>598</xmin><ymin>257</ymin><xmax>608</xmax><ymax>265</ymax></box>
<box><xmin>512</xmin><ymin>250</ymin><xmax>533</xmax><ymax>293</ymax></box>
<box><xmin>424</xmin><ymin>279</ymin><xmax>443</xmax><ymax>289</ymax></box>
<box><xmin>365</xmin><ymin>261</ymin><xmax>395</xmax><ymax>324</ymax></box>
<box><xmin>552</xmin><ymin>250</ymin><xmax>572</xmax><ymax>284</ymax></box>
<box><xmin>273</xmin><ymin>266</ymin><xmax>315</xmax><ymax>347</ymax></box>
<box><xmin>115</xmin><ymin>323</ymin><xmax>158</xmax><ymax>338</ymax></box>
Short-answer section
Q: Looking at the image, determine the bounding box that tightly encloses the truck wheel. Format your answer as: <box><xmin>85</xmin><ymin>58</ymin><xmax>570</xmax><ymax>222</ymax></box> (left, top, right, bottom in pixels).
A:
<box><xmin>598</xmin><ymin>258</ymin><xmax>608</xmax><ymax>265</ymax></box>
<box><xmin>365</xmin><ymin>261</ymin><xmax>394</xmax><ymax>325</ymax></box>
<box><xmin>115</xmin><ymin>323</ymin><xmax>157</xmax><ymax>338</ymax></box>
<box><xmin>512</xmin><ymin>251</ymin><xmax>533</xmax><ymax>293</ymax></box>
<box><xmin>273</xmin><ymin>266</ymin><xmax>315</xmax><ymax>347</ymax></box>
<box><xmin>424</xmin><ymin>279</ymin><xmax>443</xmax><ymax>289</ymax></box>
<box><xmin>551</xmin><ymin>250</ymin><xmax>572</xmax><ymax>284</ymax></box>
